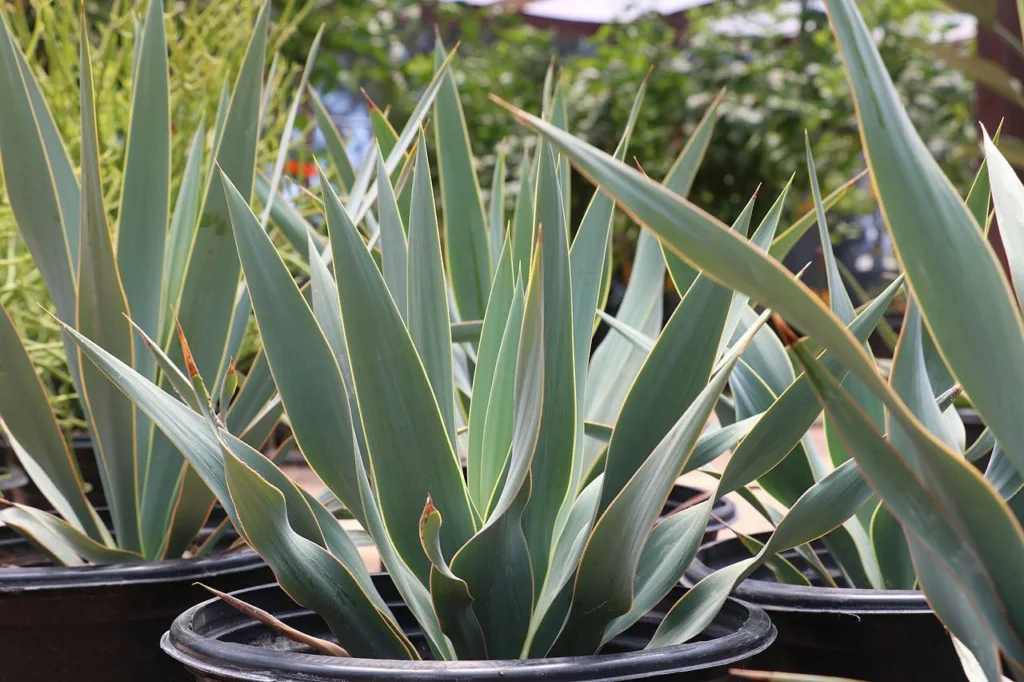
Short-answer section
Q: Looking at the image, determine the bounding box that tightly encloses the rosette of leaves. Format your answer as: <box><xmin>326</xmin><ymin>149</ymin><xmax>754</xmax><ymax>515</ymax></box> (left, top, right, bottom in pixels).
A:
<box><xmin>64</xmin><ymin>36</ymin><xmax>909</xmax><ymax>660</ymax></box>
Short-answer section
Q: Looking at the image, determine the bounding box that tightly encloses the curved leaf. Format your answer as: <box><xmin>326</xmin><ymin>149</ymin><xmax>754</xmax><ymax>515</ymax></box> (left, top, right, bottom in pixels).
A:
<box><xmin>599</xmin><ymin>197</ymin><xmax>754</xmax><ymax>510</ymax></box>
<box><xmin>825</xmin><ymin>0</ymin><xmax>1024</xmax><ymax>484</ymax></box>
<box><xmin>0</xmin><ymin>505</ymin><xmax>139</xmax><ymax>566</ymax></box>
<box><xmin>556</xmin><ymin>312</ymin><xmax>767</xmax><ymax>654</ymax></box>
<box><xmin>0</xmin><ymin>305</ymin><xmax>104</xmax><ymax>541</ymax></box>
<box><xmin>223</xmin><ymin>450</ymin><xmax>412</xmax><ymax>659</ymax></box>
<box><xmin>419</xmin><ymin>501</ymin><xmax>488</xmax><ymax>660</ymax></box>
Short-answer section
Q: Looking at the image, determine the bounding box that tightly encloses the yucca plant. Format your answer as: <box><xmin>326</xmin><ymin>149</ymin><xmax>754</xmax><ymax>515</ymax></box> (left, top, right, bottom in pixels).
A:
<box><xmin>0</xmin><ymin>0</ymin><xmax>302</xmax><ymax>562</ymax></box>
<box><xmin>0</xmin><ymin>0</ymin><xmax>311</xmax><ymax>429</ymax></box>
<box><xmin>62</xmin><ymin>27</ymin><xmax>914</xmax><ymax>662</ymax></box>
<box><xmin>482</xmin><ymin>0</ymin><xmax>1024</xmax><ymax>677</ymax></box>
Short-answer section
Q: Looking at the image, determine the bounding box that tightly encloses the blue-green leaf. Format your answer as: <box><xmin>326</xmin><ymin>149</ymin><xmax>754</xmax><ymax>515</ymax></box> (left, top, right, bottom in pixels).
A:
<box><xmin>407</xmin><ymin>133</ymin><xmax>457</xmax><ymax>446</ymax></box>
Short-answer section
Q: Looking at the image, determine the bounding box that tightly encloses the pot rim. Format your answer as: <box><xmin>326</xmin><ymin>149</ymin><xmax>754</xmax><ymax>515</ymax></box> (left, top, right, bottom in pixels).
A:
<box><xmin>0</xmin><ymin>530</ymin><xmax>264</xmax><ymax>593</ymax></box>
<box><xmin>162</xmin><ymin>581</ymin><xmax>776</xmax><ymax>681</ymax></box>
<box><xmin>687</xmin><ymin>536</ymin><xmax>931</xmax><ymax>614</ymax></box>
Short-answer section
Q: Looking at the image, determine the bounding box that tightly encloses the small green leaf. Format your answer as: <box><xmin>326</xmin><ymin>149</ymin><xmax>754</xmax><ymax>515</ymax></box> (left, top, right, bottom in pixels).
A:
<box><xmin>308</xmin><ymin>85</ymin><xmax>356</xmax><ymax>192</ymax></box>
<box><xmin>419</xmin><ymin>500</ymin><xmax>488</xmax><ymax>660</ymax></box>
<box><xmin>660</xmin><ymin>90</ymin><xmax>723</xmax><ymax>293</ymax></box>
<box><xmin>966</xmin><ymin>123</ymin><xmax>1000</xmax><ymax>231</ymax></box>
<box><xmin>583</xmin><ymin>230</ymin><xmax>664</xmax><ymax>471</ymax></box>
<box><xmin>433</xmin><ymin>37</ymin><xmax>491</xmax><ymax>319</ymax></box>
<box><xmin>478</xmin><ymin>278</ymin><xmax>526</xmax><ymax>517</ymax></box>
<box><xmin>489</xmin><ymin>149</ymin><xmax>507</xmax><ymax>267</ymax></box>
<box><xmin>511</xmin><ymin>151</ymin><xmax>536</xmax><ymax>275</ymax></box>
<box><xmin>467</xmin><ymin>241</ymin><xmax>516</xmax><ymax>512</ymax></box>
<box><xmin>407</xmin><ymin>133</ymin><xmax>457</xmax><ymax>446</ymax></box>
<box><xmin>869</xmin><ymin>502</ymin><xmax>915</xmax><ymax>590</ymax></box>
<box><xmin>117</xmin><ymin>0</ymin><xmax>169</xmax><ymax>389</ymax></box>
<box><xmin>376</xmin><ymin>146</ymin><xmax>409</xmax><ymax>317</ymax></box>
<box><xmin>162</xmin><ymin>120</ymin><xmax>205</xmax><ymax>341</ymax></box>
<box><xmin>768</xmin><ymin>170</ymin><xmax>867</xmax><ymax>261</ymax></box>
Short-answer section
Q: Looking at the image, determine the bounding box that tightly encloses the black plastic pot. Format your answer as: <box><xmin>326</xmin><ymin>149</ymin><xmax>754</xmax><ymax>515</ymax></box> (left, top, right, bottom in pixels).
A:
<box><xmin>661</xmin><ymin>484</ymin><xmax>737</xmax><ymax>545</ymax></box>
<box><xmin>685</xmin><ymin>535</ymin><xmax>966</xmax><ymax>682</ymax></box>
<box><xmin>0</xmin><ymin>513</ymin><xmax>273</xmax><ymax>681</ymax></box>
<box><xmin>163</xmin><ymin>574</ymin><xmax>776</xmax><ymax>681</ymax></box>
<box><xmin>959</xmin><ymin>407</ymin><xmax>985</xmax><ymax>451</ymax></box>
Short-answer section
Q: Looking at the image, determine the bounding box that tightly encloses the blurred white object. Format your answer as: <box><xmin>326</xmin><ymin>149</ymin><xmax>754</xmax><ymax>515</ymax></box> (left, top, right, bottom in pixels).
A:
<box><xmin>440</xmin><ymin>0</ymin><xmax>714</xmax><ymax>24</ymax></box>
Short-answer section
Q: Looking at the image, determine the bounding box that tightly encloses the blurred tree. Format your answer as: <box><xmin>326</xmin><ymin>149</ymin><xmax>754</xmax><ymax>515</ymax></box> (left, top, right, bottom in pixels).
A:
<box><xmin>285</xmin><ymin>0</ymin><xmax>976</xmax><ymax>269</ymax></box>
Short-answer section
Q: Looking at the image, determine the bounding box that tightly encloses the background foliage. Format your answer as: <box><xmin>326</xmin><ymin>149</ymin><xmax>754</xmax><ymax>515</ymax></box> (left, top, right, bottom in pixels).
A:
<box><xmin>289</xmin><ymin>0</ymin><xmax>976</xmax><ymax>269</ymax></box>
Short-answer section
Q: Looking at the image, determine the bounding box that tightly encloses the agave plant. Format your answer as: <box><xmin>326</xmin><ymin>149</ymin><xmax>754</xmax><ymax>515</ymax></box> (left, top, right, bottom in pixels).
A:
<box><xmin>60</xmin><ymin>23</ymin><xmax>915</xmax><ymax>659</ymax></box>
<box><xmin>0</xmin><ymin>0</ymin><xmax>312</xmax><ymax>429</ymax></box>
<box><xmin>0</xmin><ymin>1</ymin><xmax>302</xmax><ymax>562</ymax></box>
<box><xmin>486</xmin><ymin>0</ymin><xmax>1024</xmax><ymax>677</ymax></box>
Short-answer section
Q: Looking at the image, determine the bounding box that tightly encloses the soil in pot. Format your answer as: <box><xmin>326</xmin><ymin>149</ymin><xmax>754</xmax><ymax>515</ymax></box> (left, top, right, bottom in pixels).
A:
<box><xmin>686</xmin><ymin>534</ymin><xmax>966</xmax><ymax>682</ymax></box>
<box><xmin>162</xmin><ymin>574</ymin><xmax>776</xmax><ymax>682</ymax></box>
<box><xmin>0</xmin><ymin>510</ymin><xmax>273</xmax><ymax>682</ymax></box>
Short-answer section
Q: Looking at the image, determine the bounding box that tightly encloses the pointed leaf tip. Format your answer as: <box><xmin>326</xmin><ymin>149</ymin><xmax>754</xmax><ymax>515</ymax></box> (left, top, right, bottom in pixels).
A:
<box><xmin>174</xmin><ymin>316</ymin><xmax>200</xmax><ymax>378</ymax></box>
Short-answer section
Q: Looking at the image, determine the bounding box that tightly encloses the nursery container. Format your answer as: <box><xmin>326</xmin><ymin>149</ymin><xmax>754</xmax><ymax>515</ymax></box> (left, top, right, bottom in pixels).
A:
<box><xmin>0</xmin><ymin>512</ymin><xmax>272</xmax><ymax>682</ymax></box>
<box><xmin>685</xmin><ymin>535</ymin><xmax>966</xmax><ymax>682</ymax></box>
<box><xmin>162</xmin><ymin>574</ymin><xmax>776</xmax><ymax>681</ymax></box>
